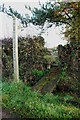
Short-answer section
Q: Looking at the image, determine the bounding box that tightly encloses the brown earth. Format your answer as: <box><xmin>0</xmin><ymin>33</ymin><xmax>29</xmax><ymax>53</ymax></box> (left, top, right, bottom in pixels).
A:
<box><xmin>1</xmin><ymin>109</ymin><xmax>20</xmax><ymax>119</ymax></box>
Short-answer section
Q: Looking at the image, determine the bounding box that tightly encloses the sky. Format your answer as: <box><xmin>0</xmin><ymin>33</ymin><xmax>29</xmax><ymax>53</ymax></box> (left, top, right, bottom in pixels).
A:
<box><xmin>0</xmin><ymin>0</ymin><xmax>67</xmax><ymax>48</ymax></box>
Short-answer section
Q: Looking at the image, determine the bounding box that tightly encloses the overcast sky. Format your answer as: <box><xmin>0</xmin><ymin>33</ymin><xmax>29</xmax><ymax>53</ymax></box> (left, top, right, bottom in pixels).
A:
<box><xmin>0</xmin><ymin>0</ymin><xmax>67</xmax><ymax>48</ymax></box>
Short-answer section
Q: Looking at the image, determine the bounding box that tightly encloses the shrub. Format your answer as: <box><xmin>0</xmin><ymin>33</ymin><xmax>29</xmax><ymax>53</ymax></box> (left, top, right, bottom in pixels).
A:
<box><xmin>2</xmin><ymin>37</ymin><xmax>51</xmax><ymax>82</ymax></box>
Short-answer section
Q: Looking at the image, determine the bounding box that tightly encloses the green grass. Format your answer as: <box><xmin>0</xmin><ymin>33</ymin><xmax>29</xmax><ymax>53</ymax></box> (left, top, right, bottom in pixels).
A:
<box><xmin>2</xmin><ymin>81</ymin><xmax>80</xmax><ymax>119</ymax></box>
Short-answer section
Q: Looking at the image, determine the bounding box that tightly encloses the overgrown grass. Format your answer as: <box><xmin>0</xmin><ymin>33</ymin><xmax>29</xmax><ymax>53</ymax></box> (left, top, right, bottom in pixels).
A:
<box><xmin>2</xmin><ymin>81</ymin><xmax>80</xmax><ymax>119</ymax></box>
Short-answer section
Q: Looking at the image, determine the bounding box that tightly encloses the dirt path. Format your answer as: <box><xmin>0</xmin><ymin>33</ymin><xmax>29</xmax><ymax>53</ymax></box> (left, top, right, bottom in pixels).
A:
<box><xmin>1</xmin><ymin>109</ymin><xmax>19</xmax><ymax>119</ymax></box>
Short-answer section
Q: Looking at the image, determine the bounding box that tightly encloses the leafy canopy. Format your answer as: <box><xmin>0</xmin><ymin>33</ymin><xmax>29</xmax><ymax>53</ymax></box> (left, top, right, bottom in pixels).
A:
<box><xmin>28</xmin><ymin>2</ymin><xmax>80</xmax><ymax>43</ymax></box>
<box><xmin>0</xmin><ymin>2</ymin><xmax>80</xmax><ymax>43</ymax></box>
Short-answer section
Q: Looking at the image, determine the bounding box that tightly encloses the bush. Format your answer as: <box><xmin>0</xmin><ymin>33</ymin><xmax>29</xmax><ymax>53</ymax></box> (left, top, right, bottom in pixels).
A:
<box><xmin>2</xmin><ymin>81</ymin><xmax>80</xmax><ymax>119</ymax></box>
<box><xmin>2</xmin><ymin>36</ymin><xmax>48</xmax><ymax>81</ymax></box>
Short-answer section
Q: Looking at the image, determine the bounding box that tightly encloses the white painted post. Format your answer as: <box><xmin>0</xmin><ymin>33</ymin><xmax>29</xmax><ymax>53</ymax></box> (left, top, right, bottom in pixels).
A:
<box><xmin>13</xmin><ymin>16</ymin><xmax>19</xmax><ymax>82</ymax></box>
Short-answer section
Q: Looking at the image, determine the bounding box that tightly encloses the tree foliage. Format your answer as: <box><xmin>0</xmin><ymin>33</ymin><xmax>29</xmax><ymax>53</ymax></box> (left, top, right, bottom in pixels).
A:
<box><xmin>0</xmin><ymin>2</ymin><xmax>80</xmax><ymax>43</ymax></box>
<box><xmin>0</xmin><ymin>4</ymin><xmax>29</xmax><ymax>26</ymax></box>
<box><xmin>64</xmin><ymin>2</ymin><xmax>80</xmax><ymax>43</ymax></box>
<box><xmin>29</xmin><ymin>2</ymin><xmax>80</xmax><ymax>43</ymax></box>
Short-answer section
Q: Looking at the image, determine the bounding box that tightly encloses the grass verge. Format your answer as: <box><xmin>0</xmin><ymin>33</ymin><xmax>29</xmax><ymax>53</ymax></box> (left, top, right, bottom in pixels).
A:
<box><xmin>2</xmin><ymin>81</ymin><xmax>80</xmax><ymax>119</ymax></box>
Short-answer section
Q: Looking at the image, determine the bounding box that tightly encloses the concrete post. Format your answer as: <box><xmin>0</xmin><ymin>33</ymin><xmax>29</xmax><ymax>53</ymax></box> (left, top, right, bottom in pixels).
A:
<box><xmin>13</xmin><ymin>16</ymin><xmax>19</xmax><ymax>81</ymax></box>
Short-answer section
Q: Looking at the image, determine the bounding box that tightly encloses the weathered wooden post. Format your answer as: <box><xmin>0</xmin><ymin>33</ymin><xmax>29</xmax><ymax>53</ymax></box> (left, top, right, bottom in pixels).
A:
<box><xmin>13</xmin><ymin>16</ymin><xmax>19</xmax><ymax>81</ymax></box>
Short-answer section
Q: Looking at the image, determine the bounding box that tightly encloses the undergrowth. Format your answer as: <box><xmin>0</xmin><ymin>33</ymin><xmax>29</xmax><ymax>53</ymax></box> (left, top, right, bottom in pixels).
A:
<box><xmin>2</xmin><ymin>81</ymin><xmax>80</xmax><ymax>119</ymax></box>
